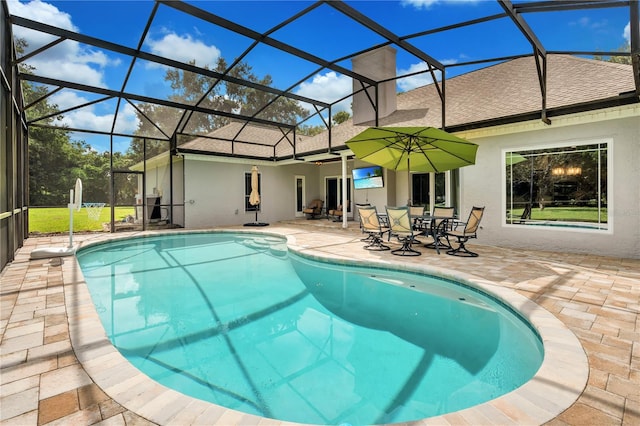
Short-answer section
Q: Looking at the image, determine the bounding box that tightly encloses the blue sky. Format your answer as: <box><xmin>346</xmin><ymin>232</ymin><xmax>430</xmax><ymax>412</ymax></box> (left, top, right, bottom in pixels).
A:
<box><xmin>8</xmin><ymin>0</ymin><xmax>634</xmax><ymax>152</ymax></box>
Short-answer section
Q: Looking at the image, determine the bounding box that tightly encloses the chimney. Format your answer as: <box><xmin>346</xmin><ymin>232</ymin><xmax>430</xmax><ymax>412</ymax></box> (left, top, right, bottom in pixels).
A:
<box><xmin>351</xmin><ymin>46</ymin><xmax>397</xmax><ymax>125</ymax></box>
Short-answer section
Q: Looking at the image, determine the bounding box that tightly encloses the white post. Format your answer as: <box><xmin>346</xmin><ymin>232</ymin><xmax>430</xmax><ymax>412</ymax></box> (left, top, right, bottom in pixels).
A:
<box><xmin>68</xmin><ymin>189</ymin><xmax>74</xmax><ymax>248</ymax></box>
<box><xmin>341</xmin><ymin>155</ymin><xmax>348</xmax><ymax>229</ymax></box>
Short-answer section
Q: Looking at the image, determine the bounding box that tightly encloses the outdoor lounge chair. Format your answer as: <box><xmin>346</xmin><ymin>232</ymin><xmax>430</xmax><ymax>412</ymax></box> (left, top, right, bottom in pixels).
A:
<box><xmin>357</xmin><ymin>206</ymin><xmax>390</xmax><ymax>251</ymax></box>
<box><xmin>386</xmin><ymin>206</ymin><xmax>421</xmax><ymax>256</ymax></box>
<box><xmin>445</xmin><ymin>206</ymin><xmax>485</xmax><ymax>257</ymax></box>
<box><xmin>303</xmin><ymin>199</ymin><xmax>324</xmax><ymax>219</ymax></box>
<box><xmin>328</xmin><ymin>200</ymin><xmax>348</xmax><ymax>222</ymax></box>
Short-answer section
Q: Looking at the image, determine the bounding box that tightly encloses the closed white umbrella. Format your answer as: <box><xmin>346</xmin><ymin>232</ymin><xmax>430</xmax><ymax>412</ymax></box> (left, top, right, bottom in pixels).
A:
<box><xmin>249</xmin><ymin>165</ymin><xmax>260</xmax><ymax>207</ymax></box>
<box><xmin>245</xmin><ymin>165</ymin><xmax>268</xmax><ymax>226</ymax></box>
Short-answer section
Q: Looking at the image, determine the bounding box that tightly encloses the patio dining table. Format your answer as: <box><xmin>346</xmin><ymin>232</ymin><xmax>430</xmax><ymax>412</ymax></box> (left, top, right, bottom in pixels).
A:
<box><xmin>413</xmin><ymin>214</ymin><xmax>456</xmax><ymax>254</ymax></box>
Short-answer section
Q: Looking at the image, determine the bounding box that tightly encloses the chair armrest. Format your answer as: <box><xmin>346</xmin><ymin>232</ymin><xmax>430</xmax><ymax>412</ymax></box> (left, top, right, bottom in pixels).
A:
<box><xmin>452</xmin><ymin>219</ymin><xmax>465</xmax><ymax>230</ymax></box>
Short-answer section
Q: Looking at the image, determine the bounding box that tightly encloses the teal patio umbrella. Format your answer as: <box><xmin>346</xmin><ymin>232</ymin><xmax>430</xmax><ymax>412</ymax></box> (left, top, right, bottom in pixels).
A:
<box><xmin>346</xmin><ymin>127</ymin><xmax>478</xmax><ymax>203</ymax></box>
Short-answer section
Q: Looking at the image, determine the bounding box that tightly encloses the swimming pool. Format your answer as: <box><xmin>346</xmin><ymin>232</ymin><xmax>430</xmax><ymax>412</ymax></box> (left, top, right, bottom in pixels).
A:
<box><xmin>77</xmin><ymin>232</ymin><xmax>544</xmax><ymax>424</ymax></box>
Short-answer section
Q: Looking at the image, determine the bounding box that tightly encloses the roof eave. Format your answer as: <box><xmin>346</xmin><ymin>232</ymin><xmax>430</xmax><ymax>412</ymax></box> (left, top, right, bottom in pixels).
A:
<box><xmin>445</xmin><ymin>92</ymin><xmax>640</xmax><ymax>133</ymax></box>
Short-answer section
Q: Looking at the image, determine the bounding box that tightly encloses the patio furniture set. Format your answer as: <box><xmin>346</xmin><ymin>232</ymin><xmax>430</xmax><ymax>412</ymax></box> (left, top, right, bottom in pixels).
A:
<box><xmin>357</xmin><ymin>204</ymin><xmax>485</xmax><ymax>257</ymax></box>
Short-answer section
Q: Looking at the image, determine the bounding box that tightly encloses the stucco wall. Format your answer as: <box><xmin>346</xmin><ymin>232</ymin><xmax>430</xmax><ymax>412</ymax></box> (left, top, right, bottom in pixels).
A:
<box><xmin>317</xmin><ymin>159</ymin><xmax>396</xmax><ymax>214</ymax></box>
<box><xmin>182</xmin><ymin>158</ymin><xmax>403</xmax><ymax>228</ymax></box>
<box><xmin>178</xmin><ymin>107</ymin><xmax>638</xmax><ymax>259</ymax></box>
<box><xmin>458</xmin><ymin>111</ymin><xmax>640</xmax><ymax>259</ymax></box>
<box><xmin>183</xmin><ymin>161</ymin><xmax>324</xmax><ymax>228</ymax></box>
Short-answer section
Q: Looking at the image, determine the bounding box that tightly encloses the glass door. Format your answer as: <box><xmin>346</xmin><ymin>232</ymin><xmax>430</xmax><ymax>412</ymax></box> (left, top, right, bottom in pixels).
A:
<box><xmin>295</xmin><ymin>176</ymin><xmax>305</xmax><ymax>217</ymax></box>
<box><xmin>325</xmin><ymin>177</ymin><xmax>352</xmax><ymax>215</ymax></box>
<box><xmin>412</xmin><ymin>171</ymin><xmax>455</xmax><ymax>214</ymax></box>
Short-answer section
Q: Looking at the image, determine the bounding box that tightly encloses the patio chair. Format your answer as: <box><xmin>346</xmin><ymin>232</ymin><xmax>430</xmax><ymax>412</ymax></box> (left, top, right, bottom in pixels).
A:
<box><xmin>357</xmin><ymin>206</ymin><xmax>390</xmax><ymax>251</ymax></box>
<box><xmin>303</xmin><ymin>199</ymin><xmax>324</xmax><ymax>219</ymax></box>
<box><xmin>328</xmin><ymin>200</ymin><xmax>348</xmax><ymax>222</ymax></box>
<box><xmin>409</xmin><ymin>205</ymin><xmax>425</xmax><ymax>218</ymax></box>
<box><xmin>385</xmin><ymin>206</ymin><xmax>421</xmax><ymax>256</ymax></box>
<box><xmin>404</xmin><ymin>205</ymin><xmax>425</xmax><ymax>243</ymax></box>
<box><xmin>445</xmin><ymin>206</ymin><xmax>485</xmax><ymax>257</ymax></box>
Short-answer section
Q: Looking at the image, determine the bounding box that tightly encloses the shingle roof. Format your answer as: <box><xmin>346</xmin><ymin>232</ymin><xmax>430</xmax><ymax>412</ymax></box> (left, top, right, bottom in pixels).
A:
<box><xmin>397</xmin><ymin>54</ymin><xmax>635</xmax><ymax>129</ymax></box>
<box><xmin>179</xmin><ymin>121</ymin><xmax>296</xmax><ymax>158</ymax></box>
<box><xmin>180</xmin><ymin>55</ymin><xmax>636</xmax><ymax>159</ymax></box>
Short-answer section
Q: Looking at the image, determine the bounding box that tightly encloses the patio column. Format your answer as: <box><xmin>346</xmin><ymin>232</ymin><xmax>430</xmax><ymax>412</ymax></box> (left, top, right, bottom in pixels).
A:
<box><xmin>342</xmin><ymin>155</ymin><xmax>348</xmax><ymax>229</ymax></box>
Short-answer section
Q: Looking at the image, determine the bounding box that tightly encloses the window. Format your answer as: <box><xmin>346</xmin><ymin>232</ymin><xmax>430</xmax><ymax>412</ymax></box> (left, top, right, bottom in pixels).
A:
<box><xmin>245</xmin><ymin>172</ymin><xmax>261</xmax><ymax>212</ymax></box>
<box><xmin>505</xmin><ymin>141</ymin><xmax>608</xmax><ymax>230</ymax></box>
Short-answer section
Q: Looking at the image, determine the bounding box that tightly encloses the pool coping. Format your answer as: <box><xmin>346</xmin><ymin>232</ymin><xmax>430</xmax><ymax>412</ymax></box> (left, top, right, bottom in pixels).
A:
<box><xmin>64</xmin><ymin>229</ymin><xmax>589</xmax><ymax>425</ymax></box>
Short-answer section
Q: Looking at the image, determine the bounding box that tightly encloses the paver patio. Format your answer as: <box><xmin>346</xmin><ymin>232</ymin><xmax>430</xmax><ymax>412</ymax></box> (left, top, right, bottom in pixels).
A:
<box><xmin>1</xmin><ymin>220</ymin><xmax>638</xmax><ymax>425</ymax></box>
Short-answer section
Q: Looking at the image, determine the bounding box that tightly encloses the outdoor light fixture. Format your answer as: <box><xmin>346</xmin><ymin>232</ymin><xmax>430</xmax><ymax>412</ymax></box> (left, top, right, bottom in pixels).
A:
<box><xmin>552</xmin><ymin>166</ymin><xmax>582</xmax><ymax>176</ymax></box>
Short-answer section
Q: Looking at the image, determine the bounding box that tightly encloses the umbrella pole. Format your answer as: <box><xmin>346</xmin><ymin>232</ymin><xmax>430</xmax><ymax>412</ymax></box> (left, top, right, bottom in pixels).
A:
<box><xmin>407</xmin><ymin>156</ymin><xmax>411</xmax><ymax>206</ymax></box>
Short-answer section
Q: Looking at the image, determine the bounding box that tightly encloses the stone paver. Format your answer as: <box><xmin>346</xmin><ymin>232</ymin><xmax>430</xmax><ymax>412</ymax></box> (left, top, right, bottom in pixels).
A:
<box><xmin>1</xmin><ymin>222</ymin><xmax>638</xmax><ymax>425</ymax></box>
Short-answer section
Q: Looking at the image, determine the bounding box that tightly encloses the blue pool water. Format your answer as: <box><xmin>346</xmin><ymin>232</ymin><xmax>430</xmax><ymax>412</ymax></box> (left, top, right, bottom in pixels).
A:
<box><xmin>77</xmin><ymin>232</ymin><xmax>543</xmax><ymax>425</ymax></box>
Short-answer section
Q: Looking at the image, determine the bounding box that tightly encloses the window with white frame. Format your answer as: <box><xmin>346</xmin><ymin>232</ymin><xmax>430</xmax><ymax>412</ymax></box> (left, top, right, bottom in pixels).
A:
<box><xmin>505</xmin><ymin>141</ymin><xmax>608</xmax><ymax>230</ymax></box>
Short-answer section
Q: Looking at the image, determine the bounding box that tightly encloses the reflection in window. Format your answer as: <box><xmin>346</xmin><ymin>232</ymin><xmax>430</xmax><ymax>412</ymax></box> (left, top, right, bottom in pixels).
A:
<box><xmin>505</xmin><ymin>142</ymin><xmax>608</xmax><ymax>230</ymax></box>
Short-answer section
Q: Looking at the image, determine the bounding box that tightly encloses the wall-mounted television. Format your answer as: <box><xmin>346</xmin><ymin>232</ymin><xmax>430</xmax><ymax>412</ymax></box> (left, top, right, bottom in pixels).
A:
<box><xmin>352</xmin><ymin>165</ymin><xmax>384</xmax><ymax>189</ymax></box>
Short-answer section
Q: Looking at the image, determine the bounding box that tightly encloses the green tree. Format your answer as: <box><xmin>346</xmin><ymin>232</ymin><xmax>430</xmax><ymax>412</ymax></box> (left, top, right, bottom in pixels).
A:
<box><xmin>132</xmin><ymin>58</ymin><xmax>309</xmax><ymax>152</ymax></box>
<box><xmin>594</xmin><ymin>40</ymin><xmax>631</xmax><ymax>65</ymax></box>
<box><xmin>19</xmin><ymin>39</ymin><xmax>77</xmax><ymax>205</ymax></box>
<box><xmin>298</xmin><ymin>111</ymin><xmax>352</xmax><ymax>136</ymax></box>
<box><xmin>332</xmin><ymin>110</ymin><xmax>351</xmax><ymax>125</ymax></box>
<box><xmin>20</xmin><ymin>38</ymin><xmax>110</xmax><ymax>206</ymax></box>
<box><xmin>298</xmin><ymin>123</ymin><xmax>325</xmax><ymax>136</ymax></box>
<box><xmin>81</xmin><ymin>150</ymin><xmax>111</xmax><ymax>203</ymax></box>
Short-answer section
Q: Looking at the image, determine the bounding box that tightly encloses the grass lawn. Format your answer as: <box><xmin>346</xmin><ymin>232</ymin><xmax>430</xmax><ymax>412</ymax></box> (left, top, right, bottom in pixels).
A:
<box><xmin>509</xmin><ymin>206</ymin><xmax>607</xmax><ymax>222</ymax></box>
<box><xmin>29</xmin><ymin>206</ymin><xmax>135</xmax><ymax>233</ymax></box>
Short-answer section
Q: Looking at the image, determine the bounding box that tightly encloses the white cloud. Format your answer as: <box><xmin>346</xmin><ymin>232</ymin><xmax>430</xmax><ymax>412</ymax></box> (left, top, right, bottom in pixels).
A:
<box><xmin>401</xmin><ymin>0</ymin><xmax>479</xmax><ymax>9</ymax></box>
<box><xmin>50</xmin><ymin>92</ymin><xmax>139</xmax><ymax>136</ymax></box>
<box><xmin>623</xmin><ymin>22</ymin><xmax>631</xmax><ymax>42</ymax></box>
<box><xmin>8</xmin><ymin>0</ymin><xmax>76</xmax><ymax>31</ymax></box>
<box><xmin>571</xmin><ymin>16</ymin><xmax>608</xmax><ymax>30</ymax></box>
<box><xmin>9</xmin><ymin>0</ymin><xmax>115</xmax><ymax>87</ymax></box>
<box><xmin>27</xmin><ymin>55</ymin><xmax>107</xmax><ymax>87</ymax></box>
<box><xmin>397</xmin><ymin>62</ymin><xmax>434</xmax><ymax>92</ymax></box>
<box><xmin>114</xmin><ymin>103</ymin><xmax>140</xmax><ymax>135</ymax></box>
<box><xmin>10</xmin><ymin>0</ymin><xmax>136</xmax><ymax>136</ymax></box>
<box><xmin>401</xmin><ymin>0</ymin><xmax>440</xmax><ymax>9</ymax></box>
<box><xmin>396</xmin><ymin>60</ymin><xmax>455</xmax><ymax>92</ymax></box>
<box><xmin>145</xmin><ymin>32</ymin><xmax>221</xmax><ymax>67</ymax></box>
<box><xmin>295</xmin><ymin>71</ymin><xmax>353</xmax><ymax>114</ymax></box>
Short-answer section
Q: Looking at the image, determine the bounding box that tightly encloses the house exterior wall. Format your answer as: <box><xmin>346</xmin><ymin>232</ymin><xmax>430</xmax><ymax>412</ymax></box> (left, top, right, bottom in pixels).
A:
<box><xmin>458</xmin><ymin>106</ymin><xmax>640</xmax><ymax>259</ymax></box>
<box><xmin>318</xmin><ymin>159</ymin><xmax>396</xmax><ymax>213</ymax></box>
<box><xmin>176</xmin><ymin>105</ymin><xmax>639</xmax><ymax>259</ymax></box>
<box><xmin>181</xmin><ymin>157</ymin><xmax>403</xmax><ymax>227</ymax></box>
<box><xmin>182</xmin><ymin>159</ymin><xmax>320</xmax><ymax>228</ymax></box>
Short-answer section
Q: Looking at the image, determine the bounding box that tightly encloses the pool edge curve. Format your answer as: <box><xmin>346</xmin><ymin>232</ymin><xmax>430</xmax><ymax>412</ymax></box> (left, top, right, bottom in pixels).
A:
<box><xmin>65</xmin><ymin>228</ymin><xmax>588</xmax><ymax>426</ymax></box>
